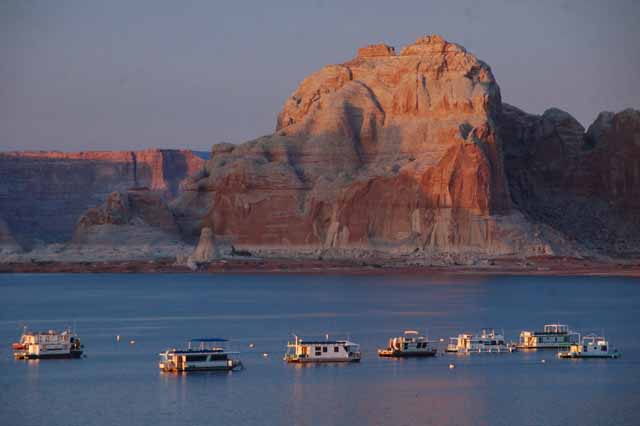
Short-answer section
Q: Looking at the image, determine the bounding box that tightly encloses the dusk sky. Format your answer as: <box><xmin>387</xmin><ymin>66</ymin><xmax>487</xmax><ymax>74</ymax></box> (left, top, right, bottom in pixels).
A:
<box><xmin>2</xmin><ymin>0</ymin><xmax>638</xmax><ymax>152</ymax></box>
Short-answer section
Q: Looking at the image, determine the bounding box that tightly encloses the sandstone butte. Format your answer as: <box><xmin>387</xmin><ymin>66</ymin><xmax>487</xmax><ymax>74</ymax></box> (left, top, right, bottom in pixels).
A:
<box><xmin>2</xmin><ymin>35</ymin><xmax>639</xmax><ymax>265</ymax></box>
<box><xmin>170</xmin><ymin>35</ymin><xmax>640</xmax><ymax>261</ymax></box>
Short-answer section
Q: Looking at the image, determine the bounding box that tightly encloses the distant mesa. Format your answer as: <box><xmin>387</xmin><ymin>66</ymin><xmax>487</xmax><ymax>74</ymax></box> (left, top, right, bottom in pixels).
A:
<box><xmin>0</xmin><ymin>148</ymin><xmax>205</xmax><ymax>247</ymax></box>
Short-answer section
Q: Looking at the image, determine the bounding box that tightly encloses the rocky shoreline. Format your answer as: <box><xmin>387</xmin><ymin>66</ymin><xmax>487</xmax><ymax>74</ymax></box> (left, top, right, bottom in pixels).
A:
<box><xmin>2</xmin><ymin>256</ymin><xmax>639</xmax><ymax>277</ymax></box>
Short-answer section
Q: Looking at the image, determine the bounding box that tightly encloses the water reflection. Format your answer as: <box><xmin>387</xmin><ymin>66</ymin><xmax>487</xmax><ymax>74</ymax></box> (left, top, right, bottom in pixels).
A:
<box><xmin>1</xmin><ymin>274</ymin><xmax>639</xmax><ymax>426</ymax></box>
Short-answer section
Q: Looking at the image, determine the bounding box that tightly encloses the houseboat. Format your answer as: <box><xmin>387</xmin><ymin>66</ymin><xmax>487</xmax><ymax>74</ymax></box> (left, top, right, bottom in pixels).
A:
<box><xmin>158</xmin><ymin>338</ymin><xmax>243</xmax><ymax>372</ymax></box>
<box><xmin>518</xmin><ymin>324</ymin><xmax>580</xmax><ymax>349</ymax></box>
<box><xmin>12</xmin><ymin>328</ymin><xmax>83</xmax><ymax>359</ymax></box>
<box><xmin>446</xmin><ymin>329</ymin><xmax>515</xmax><ymax>353</ymax></box>
<box><xmin>284</xmin><ymin>335</ymin><xmax>361</xmax><ymax>363</ymax></box>
<box><xmin>558</xmin><ymin>335</ymin><xmax>620</xmax><ymax>359</ymax></box>
<box><xmin>378</xmin><ymin>330</ymin><xmax>437</xmax><ymax>357</ymax></box>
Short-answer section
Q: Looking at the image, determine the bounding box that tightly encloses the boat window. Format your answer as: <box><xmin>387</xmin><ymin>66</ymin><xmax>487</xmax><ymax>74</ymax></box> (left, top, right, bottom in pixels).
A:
<box><xmin>186</xmin><ymin>355</ymin><xmax>208</xmax><ymax>362</ymax></box>
<box><xmin>323</xmin><ymin>347</ymin><xmax>328</xmax><ymax>353</ymax></box>
<box><xmin>210</xmin><ymin>354</ymin><xmax>228</xmax><ymax>361</ymax></box>
<box><xmin>334</xmin><ymin>346</ymin><xmax>339</xmax><ymax>352</ymax></box>
<box><xmin>315</xmin><ymin>346</ymin><xmax>321</xmax><ymax>351</ymax></box>
<box><xmin>601</xmin><ymin>346</ymin><xmax>607</xmax><ymax>351</ymax></box>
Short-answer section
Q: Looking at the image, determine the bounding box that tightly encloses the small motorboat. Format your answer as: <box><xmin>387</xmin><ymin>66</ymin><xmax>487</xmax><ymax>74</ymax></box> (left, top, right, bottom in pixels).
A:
<box><xmin>518</xmin><ymin>324</ymin><xmax>580</xmax><ymax>350</ymax></box>
<box><xmin>378</xmin><ymin>330</ymin><xmax>437</xmax><ymax>357</ymax></box>
<box><xmin>558</xmin><ymin>334</ymin><xmax>620</xmax><ymax>359</ymax></box>
<box><xmin>13</xmin><ymin>328</ymin><xmax>83</xmax><ymax>359</ymax></box>
<box><xmin>159</xmin><ymin>338</ymin><xmax>243</xmax><ymax>372</ymax></box>
<box><xmin>284</xmin><ymin>335</ymin><xmax>361</xmax><ymax>363</ymax></box>
<box><xmin>446</xmin><ymin>329</ymin><xmax>516</xmax><ymax>353</ymax></box>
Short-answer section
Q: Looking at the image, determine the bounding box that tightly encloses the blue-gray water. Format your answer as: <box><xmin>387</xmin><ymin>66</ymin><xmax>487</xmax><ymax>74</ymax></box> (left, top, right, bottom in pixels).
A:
<box><xmin>1</xmin><ymin>273</ymin><xmax>639</xmax><ymax>426</ymax></box>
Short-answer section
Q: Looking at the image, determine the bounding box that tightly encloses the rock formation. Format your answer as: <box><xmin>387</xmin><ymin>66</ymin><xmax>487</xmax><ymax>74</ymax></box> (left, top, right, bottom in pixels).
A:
<box><xmin>3</xmin><ymin>34</ymin><xmax>638</xmax><ymax>264</ymax></box>
<box><xmin>188</xmin><ymin>227</ymin><xmax>220</xmax><ymax>263</ymax></box>
<box><xmin>0</xmin><ymin>149</ymin><xmax>205</xmax><ymax>245</ymax></box>
<box><xmin>173</xmin><ymin>34</ymin><xmax>579</xmax><ymax>260</ymax></box>
<box><xmin>501</xmin><ymin>105</ymin><xmax>640</xmax><ymax>256</ymax></box>
<box><xmin>0</xmin><ymin>216</ymin><xmax>21</xmax><ymax>255</ymax></box>
<box><xmin>73</xmin><ymin>188</ymin><xmax>181</xmax><ymax>246</ymax></box>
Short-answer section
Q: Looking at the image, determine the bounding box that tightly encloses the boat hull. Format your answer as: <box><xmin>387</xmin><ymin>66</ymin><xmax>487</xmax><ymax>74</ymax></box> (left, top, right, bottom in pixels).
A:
<box><xmin>446</xmin><ymin>347</ymin><xmax>515</xmax><ymax>354</ymax></box>
<box><xmin>160</xmin><ymin>365</ymin><xmax>237</xmax><ymax>372</ymax></box>
<box><xmin>159</xmin><ymin>360</ymin><xmax>242</xmax><ymax>372</ymax></box>
<box><xmin>558</xmin><ymin>352</ymin><xmax>620</xmax><ymax>359</ymax></box>
<box><xmin>14</xmin><ymin>350</ymin><xmax>83</xmax><ymax>360</ymax></box>
<box><xmin>518</xmin><ymin>345</ymin><xmax>573</xmax><ymax>350</ymax></box>
<box><xmin>285</xmin><ymin>357</ymin><xmax>361</xmax><ymax>363</ymax></box>
<box><xmin>378</xmin><ymin>349</ymin><xmax>437</xmax><ymax>358</ymax></box>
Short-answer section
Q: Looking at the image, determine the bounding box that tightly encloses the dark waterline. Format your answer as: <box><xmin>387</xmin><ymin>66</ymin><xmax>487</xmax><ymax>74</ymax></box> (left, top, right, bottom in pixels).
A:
<box><xmin>1</xmin><ymin>274</ymin><xmax>639</xmax><ymax>426</ymax></box>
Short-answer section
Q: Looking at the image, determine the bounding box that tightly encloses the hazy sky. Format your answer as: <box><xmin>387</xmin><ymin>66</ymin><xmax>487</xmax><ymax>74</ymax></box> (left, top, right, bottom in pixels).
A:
<box><xmin>1</xmin><ymin>0</ymin><xmax>638</xmax><ymax>152</ymax></box>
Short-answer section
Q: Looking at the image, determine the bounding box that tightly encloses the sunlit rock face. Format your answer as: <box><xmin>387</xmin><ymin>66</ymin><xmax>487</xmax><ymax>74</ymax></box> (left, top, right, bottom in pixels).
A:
<box><xmin>174</xmin><ymin>34</ymin><xmax>582</xmax><ymax>258</ymax></box>
<box><xmin>0</xmin><ymin>149</ymin><xmax>205</xmax><ymax>245</ymax></box>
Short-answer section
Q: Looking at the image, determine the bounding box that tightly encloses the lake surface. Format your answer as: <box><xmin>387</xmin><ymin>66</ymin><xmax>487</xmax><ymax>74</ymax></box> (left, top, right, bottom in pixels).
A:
<box><xmin>1</xmin><ymin>273</ymin><xmax>639</xmax><ymax>426</ymax></box>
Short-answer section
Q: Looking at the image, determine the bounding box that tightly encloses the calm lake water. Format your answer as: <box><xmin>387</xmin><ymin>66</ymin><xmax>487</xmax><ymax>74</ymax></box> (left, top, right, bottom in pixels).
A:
<box><xmin>1</xmin><ymin>273</ymin><xmax>639</xmax><ymax>426</ymax></box>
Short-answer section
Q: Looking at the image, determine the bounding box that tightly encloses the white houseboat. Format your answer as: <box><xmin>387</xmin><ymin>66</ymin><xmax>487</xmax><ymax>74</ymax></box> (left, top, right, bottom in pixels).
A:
<box><xmin>378</xmin><ymin>330</ymin><xmax>437</xmax><ymax>357</ymax></box>
<box><xmin>158</xmin><ymin>338</ymin><xmax>243</xmax><ymax>372</ymax></box>
<box><xmin>446</xmin><ymin>329</ymin><xmax>515</xmax><ymax>353</ymax></box>
<box><xmin>558</xmin><ymin>335</ymin><xmax>620</xmax><ymax>359</ymax></box>
<box><xmin>284</xmin><ymin>335</ymin><xmax>361</xmax><ymax>363</ymax></box>
<box><xmin>12</xmin><ymin>328</ymin><xmax>83</xmax><ymax>359</ymax></box>
<box><xmin>518</xmin><ymin>324</ymin><xmax>580</xmax><ymax>349</ymax></box>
